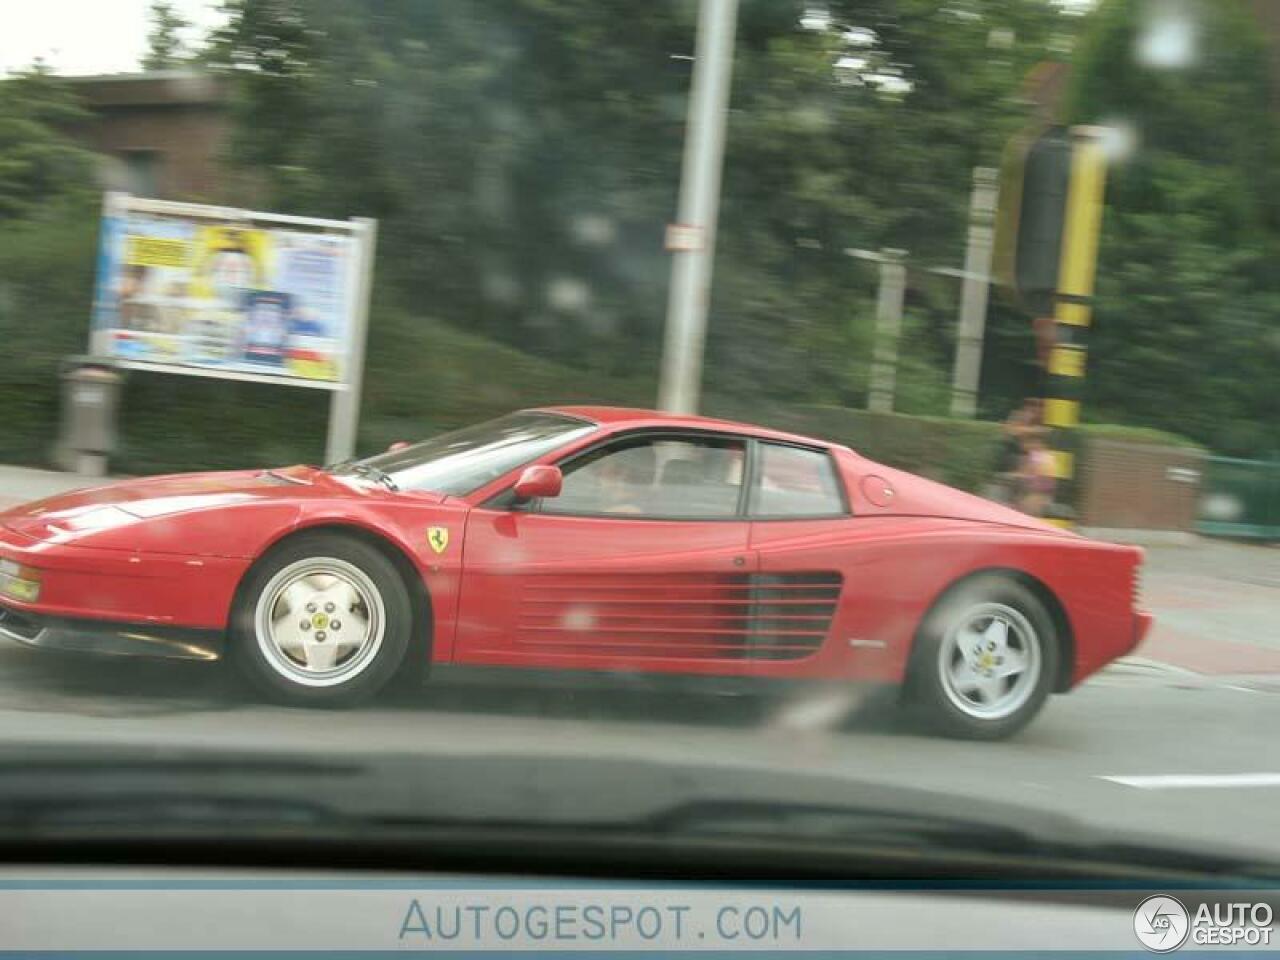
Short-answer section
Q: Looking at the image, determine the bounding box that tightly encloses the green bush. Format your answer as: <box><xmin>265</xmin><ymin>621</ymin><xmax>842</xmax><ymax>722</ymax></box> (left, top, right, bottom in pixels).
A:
<box><xmin>744</xmin><ymin>405</ymin><xmax>1004</xmax><ymax>493</ymax></box>
<box><xmin>113</xmin><ymin>306</ymin><xmax>655</xmax><ymax>474</ymax></box>
<box><xmin>0</xmin><ymin>208</ymin><xmax>1202</xmax><ymax>482</ymax></box>
<box><xmin>0</xmin><ymin>205</ymin><xmax>101</xmax><ymax>465</ymax></box>
<box><xmin>0</xmin><ymin>211</ymin><xmax>652</xmax><ymax>474</ymax></box>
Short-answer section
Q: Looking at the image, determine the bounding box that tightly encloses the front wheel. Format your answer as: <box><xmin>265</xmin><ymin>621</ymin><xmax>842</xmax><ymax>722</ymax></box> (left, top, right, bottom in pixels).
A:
<box><xmin>231</xmin><ymin>532</ymin><xmax>412</xmax><ymax>707</ymax></box>
<box><xmin>906</xmin><ymin>576</ymin><xmax>1058</xmax><ymax>740</ymax></box>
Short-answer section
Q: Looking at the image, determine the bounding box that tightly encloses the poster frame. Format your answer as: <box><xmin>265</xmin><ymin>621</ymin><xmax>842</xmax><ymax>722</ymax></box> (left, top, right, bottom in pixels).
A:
<box><xmin>90</xmin><ymin>192</ymin><xmax>378</xmax><ymax>464</ymax></box>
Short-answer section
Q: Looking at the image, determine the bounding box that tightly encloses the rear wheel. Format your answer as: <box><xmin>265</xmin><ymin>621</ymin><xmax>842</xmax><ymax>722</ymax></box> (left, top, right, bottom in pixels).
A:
<box><xmin>907</xmin><ymin>576</ymin><xmax>1058</xmax><ymax>740</ymax></box>
<box><xmin>232</xmin><ymin>532</ymin><xmax>412</xmax><ymax>707</ymax></box>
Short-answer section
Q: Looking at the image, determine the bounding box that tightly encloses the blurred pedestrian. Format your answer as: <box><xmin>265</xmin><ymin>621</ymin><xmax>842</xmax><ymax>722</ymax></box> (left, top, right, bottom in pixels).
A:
<box><xmin>1019</xmin><ymin>429</ymin><xmax>1056</xmax><ymax>517</ymax></box>
<box><xmin>986</xmin><ymin>399</ymin><xmax>1039</xmax><ymax>505</ymax></box>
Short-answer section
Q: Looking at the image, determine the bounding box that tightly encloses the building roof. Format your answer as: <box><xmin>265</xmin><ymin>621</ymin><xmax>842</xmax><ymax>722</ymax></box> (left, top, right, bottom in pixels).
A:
<box><xmin>61</xmin><ymin>70</ymin><xmax>229</xmax><ymax>108</ymax></box>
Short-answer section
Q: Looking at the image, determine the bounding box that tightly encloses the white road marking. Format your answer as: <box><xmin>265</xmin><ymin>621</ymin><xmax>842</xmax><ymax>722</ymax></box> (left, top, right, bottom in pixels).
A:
<box><xmin>1101</xmin><ymin>773</ymin><xmax>1280</xmax><ymax>789</ymax></box>
<box><xmin>770</xmin><ymin>689</ymin><xmax>861</xmax><ymax>732</ymax></box>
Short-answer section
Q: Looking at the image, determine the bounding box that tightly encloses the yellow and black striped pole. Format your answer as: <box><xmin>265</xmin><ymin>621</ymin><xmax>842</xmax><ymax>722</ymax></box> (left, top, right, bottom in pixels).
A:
<box><xmin>1042</xmin><ymin>126</ymin><xmax>1109</xmax><ymax>528</ymax></box>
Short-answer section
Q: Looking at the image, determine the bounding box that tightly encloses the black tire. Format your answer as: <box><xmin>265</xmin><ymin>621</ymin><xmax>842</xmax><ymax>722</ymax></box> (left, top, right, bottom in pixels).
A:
<box><xmin>231</xmin><ymin>532</ymin><xmax>413</xmax><ymax>707</ymax></box>
<box><xmin>905</xmin><ymin>575</ymin><xmax>1059</xmax><ymax>740</ymax></box>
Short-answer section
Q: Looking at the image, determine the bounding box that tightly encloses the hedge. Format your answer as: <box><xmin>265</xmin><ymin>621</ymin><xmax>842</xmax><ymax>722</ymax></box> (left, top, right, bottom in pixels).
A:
<box><xmin>0</xmin><ymin>209</ymin><xmax>1199</xmax><ymax>482</ymax></box>
<box><xmin>704</xmin><ymin>403</ymin><xmax>1202</xmax><ymax>494</ymax></box>
<box><xmin>110</xmin><ymin>305</ymin><xmax>653</xmax><ymax>474</ymax></box>
<box><xmin>705</xmin><ymin>403</ymin><xmax>1003</xmax><ymax>493</ymax></box>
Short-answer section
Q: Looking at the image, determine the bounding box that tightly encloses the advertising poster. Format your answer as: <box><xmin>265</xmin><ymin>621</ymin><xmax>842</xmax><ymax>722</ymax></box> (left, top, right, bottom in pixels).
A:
<box><xmin>91</xmin><ymin>206</ymin><xmax>355</xmax><ymax>387</ymax></box>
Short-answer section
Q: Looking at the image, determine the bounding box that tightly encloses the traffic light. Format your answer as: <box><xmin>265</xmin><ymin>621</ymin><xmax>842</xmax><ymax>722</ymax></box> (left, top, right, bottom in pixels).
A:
<box><xmin>993</xmin><ymin>124</ymin><xmax>1110</xmax><ymax>526</ymax></box>
<box><xmin>993</xmin><ymin>125</ymin><xmax>1072</xmax><ymax>316</ymax></box>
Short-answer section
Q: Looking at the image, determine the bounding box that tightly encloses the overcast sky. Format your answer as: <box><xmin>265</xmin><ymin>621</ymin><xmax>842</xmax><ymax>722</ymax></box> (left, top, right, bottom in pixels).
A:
<box><xmin>0</xmin><ymin>0</ymin><xmax>224</xmax><ymax>76</ymax></box>
<box><xmin>3</xmin><ymin>0</ymin><xmax>1098</xmax><ymax>77</ymax></box>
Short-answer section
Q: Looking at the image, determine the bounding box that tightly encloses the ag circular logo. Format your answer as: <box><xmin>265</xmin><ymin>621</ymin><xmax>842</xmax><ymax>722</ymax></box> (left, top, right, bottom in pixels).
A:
<box><xmin>1134</xmin><ymin>895</ymin><xmax>1190</xmax><ymax>952</ymax></box>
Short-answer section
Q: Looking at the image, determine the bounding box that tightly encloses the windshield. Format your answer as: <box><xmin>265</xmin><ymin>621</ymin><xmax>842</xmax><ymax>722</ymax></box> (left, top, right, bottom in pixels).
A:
<box><xmin>4</xmin><ymin>0</ymin><xmax>1280</xmax><ymax>948</ymax></box>
<box><xmin>331</xmin><ymin>412</ymin><xmax>597</xmax><ymax>495</ymax></box>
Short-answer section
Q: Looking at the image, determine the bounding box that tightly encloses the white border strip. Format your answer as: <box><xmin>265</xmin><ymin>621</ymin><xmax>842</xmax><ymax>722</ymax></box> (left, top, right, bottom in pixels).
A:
<box><xmin>112</xmin><ymin>359</ymin><xmax>346</xmax><ymax>391</ymax></box>
<box><xmin>1101</xmin><ymin>773</ymin><xmax>1280</xmax><ymax>789</ymax></box>
<box><xmin>123</xmin><ymin>195</ymin><xmax>358</xmax><ymax>232</ymax></box>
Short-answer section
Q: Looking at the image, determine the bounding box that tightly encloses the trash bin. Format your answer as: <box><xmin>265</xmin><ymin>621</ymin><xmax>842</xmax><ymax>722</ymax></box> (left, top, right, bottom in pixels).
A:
<box><xmin>59</xmin><ymin>357</ymin><xmax>123</xmax><ymax>477</ymax></box>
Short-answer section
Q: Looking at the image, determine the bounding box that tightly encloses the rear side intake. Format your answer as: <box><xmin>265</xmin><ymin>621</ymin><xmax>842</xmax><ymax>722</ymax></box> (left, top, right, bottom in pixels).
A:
<box><xmin>515</xmin><ymin>571</ymin><xmax>843</xmax><ymax>662</ymax></box>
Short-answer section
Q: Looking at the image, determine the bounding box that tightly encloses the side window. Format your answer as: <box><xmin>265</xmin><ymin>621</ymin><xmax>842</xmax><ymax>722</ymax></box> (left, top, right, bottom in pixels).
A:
<box><xmin>750</xmin><ymin>443</ymin><xmax>846</xmax><ymax>517</ymax></box>
<box><xmin>544</xmin><ymin>436</ymin><xmax>746</xmax><ymax>518</ymax></box>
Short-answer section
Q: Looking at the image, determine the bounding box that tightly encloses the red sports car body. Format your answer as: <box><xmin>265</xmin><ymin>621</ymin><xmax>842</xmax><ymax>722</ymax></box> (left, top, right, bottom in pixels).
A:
<box><xmin>0</xmin><ymin>407</ymin><xmax>1151</xmax><ymax>736</ymax></box>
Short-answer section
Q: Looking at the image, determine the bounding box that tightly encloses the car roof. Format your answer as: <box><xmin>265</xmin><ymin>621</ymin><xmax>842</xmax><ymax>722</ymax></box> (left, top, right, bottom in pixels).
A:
<box><xmin>533</xmin><ymin>405</ymin><xmax>845</xmax><ymax>451</ymax></box>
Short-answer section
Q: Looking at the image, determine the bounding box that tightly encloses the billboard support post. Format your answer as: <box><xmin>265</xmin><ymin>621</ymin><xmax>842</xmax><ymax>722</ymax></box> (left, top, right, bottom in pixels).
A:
<box><xmin>325</xmin><ymin>217</ymin><xmax>378</xmax><ymax>466</ymax></box>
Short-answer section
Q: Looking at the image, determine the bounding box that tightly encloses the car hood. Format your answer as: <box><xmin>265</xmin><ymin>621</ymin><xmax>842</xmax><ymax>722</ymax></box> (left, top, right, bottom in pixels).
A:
<box><xmin>0</xmin><ymin>467</ymin><xmax>325</xmax><ymax>542</ymax></box>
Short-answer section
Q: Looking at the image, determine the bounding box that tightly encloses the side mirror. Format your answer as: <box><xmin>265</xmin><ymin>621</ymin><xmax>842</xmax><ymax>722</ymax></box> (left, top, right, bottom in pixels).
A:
<box><xmin>387</xmin><ymin>441</ymin><xmax>411</xmax><ymax>453</ymax></box>
<box><xmin>513</xmin><ymin>464</ymin><xmax>562</xmax><ymax>501</ymax></box>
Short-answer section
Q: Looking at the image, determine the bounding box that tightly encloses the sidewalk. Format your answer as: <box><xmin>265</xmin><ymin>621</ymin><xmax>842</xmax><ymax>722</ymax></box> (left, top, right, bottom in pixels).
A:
<box><xmin>0</xmin><ymin>464</ymin><xmax>1274</xmax><ymax>676</ymax></box>
<box><xmin>1132</xmin><ymin>538</ymin><xmax>1280</xmax><ymax>674</ymax></box>
<box><xmin>0</xmin><ymin>464</ymin><xmax>111</xmax><ymax>509</ymax></box>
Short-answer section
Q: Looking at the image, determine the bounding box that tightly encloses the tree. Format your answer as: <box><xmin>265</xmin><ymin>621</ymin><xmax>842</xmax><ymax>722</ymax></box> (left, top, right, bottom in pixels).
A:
<box><xmin>143</xmin><ymin>0</ymin><xmax>192</xmax><ymax>70</ymax></box>
<box><xmin>0</xmin><ymin>64</ymin><xmax>96</xmax><ymax>222</ymax></box>
<box><xmin>206</xmin><ymin>0</ymin><xmax>1079</xmax><ymax>408</ymax></box>
<box><xmin>1067</xmin><ymin>0</ymin><xmax>1280</xmax><ymax>454</ymax></box>
<box><xmin>707</xmin><ymin>0</ymin><xmax>1082</xmax><ymax>407</ymax></box>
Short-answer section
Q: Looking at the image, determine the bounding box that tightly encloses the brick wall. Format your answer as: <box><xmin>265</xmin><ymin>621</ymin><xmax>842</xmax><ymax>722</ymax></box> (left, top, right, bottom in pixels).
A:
<box><xmin>79</xmin><ymin>105</ymin><xmax>232</xmax><ymax>202</ymax></box>
<box><xmin>1077</xmin><ymin>438</ymin><xmax>1204</xmax><ymax>531</ymax></box>
<box><xmin>65</xmin><ymin>72</ymin><xmax>263</xmax><ymax>206</ymax></box>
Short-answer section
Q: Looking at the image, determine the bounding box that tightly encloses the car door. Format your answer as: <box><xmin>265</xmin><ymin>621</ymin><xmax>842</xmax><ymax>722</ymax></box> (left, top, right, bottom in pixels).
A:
<box><xmin>454</xmin><ymin>431</ymin><xmax>763</xmax><ymax>672</ymax></box>
<box><xmin>743</xmin><ymin>440</ymin><xmax>856</xmax><ymax>669</ymax></box>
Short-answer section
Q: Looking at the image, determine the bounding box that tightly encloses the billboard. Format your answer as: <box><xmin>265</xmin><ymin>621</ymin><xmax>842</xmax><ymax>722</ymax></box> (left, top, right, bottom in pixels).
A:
<box><xmin>91</xmin><ymin>196</ymin><xmax>365</xmax><ymax>388</ymax></box>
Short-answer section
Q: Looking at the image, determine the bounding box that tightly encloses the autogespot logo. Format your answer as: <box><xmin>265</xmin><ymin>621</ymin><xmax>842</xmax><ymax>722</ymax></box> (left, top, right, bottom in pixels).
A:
<box><xmin>1134</xmin><ymin>895</ymin><xmax>1190</xmax><ymax>952</ymax></box>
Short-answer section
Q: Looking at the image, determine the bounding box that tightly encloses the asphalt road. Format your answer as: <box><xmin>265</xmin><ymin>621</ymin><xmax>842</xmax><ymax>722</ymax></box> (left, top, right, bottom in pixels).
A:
<box><xmin>1</xmin><ymin>638</ymin><xmax>1278</xmax><ymax>862</ymax></box>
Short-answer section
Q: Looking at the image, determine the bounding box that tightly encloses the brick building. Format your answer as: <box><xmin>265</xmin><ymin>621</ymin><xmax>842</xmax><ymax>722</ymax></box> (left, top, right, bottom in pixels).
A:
<box><xmin>64</xmin><ymin>70</ymin><xmax>234</xmax><ymax>203</ymax></box>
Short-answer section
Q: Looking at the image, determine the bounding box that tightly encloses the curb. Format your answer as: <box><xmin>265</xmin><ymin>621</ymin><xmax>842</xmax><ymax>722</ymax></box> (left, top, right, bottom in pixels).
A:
<box><xmin>1079</xmin><ymin>528</ymin><xmax>1199</xmax><ymax>546</ymax></box>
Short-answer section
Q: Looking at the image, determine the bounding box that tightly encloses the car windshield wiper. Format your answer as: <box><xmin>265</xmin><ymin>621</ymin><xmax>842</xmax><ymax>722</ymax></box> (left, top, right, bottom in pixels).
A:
<box><xmin>342</xmin><ymin>463</ymin><xmax>399</xmax><ymax>492</ymax></box>
<box><xmin>263</xmin><ymin>469</ymin><xmax>310</xmax><ymax>485</ymax></box>
<box><xmin>1</xmin><ymin>752</ymin><xmax>1277</xmax><ymax>883</ymax></box>
<box><xmin>644</xmin><ymin>799</ymin><xmax>1048</xmax><ymax>856</ymax></box>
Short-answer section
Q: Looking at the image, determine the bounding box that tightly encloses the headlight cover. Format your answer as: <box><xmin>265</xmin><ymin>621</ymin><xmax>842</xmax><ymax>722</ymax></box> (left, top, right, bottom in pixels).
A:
<box><xmin>0</xmin><ymin>559</ymin><xmax>41</xmax><ymax>603</ymax></box>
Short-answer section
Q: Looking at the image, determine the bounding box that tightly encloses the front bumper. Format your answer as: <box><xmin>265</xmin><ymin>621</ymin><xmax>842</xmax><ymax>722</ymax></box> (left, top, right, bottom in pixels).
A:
<box><xmin>0</xmin><ymin>602</ymin><xmax>224</xmax><ymax>661</ymax></box>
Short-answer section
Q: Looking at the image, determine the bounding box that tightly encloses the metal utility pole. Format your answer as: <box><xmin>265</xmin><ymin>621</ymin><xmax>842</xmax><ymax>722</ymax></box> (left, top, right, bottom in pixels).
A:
<box><xmin>949</xmin><ymin>166</ymin><xmax>998</xmax><ymax>418</ymax></box>
<box><xmin>657</xmin><ymin>0</ymin><xmax>740</xmax><ymax>414</ymax></box>
<box><xmin>867</xmin><ymin>248</ymin><xmax>907</xmax><ymax>414</ymax></box>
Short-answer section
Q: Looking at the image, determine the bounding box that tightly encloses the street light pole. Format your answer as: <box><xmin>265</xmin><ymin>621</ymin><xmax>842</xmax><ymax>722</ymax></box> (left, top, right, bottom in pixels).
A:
<box><xmin>949</xmin><ymin>166</ymin><xmax>998</xmax><ymax>418</ymax></box>
<box><xmin>867</xmin><ymin>248</ymin><xmax>907</xmax><ymax>414</ymax></box>
<box><xmin>657</xmin><ymin>0</ymin><xmax>740</xmax><ymax>414</ymax></box>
